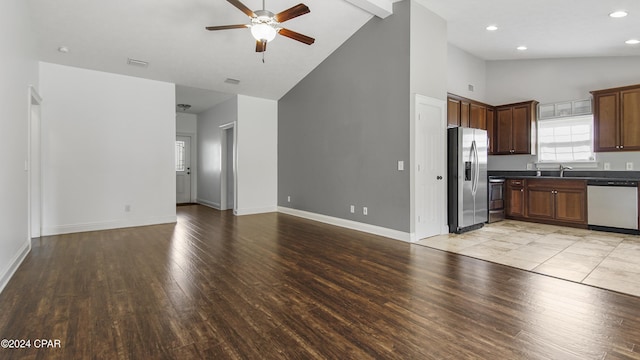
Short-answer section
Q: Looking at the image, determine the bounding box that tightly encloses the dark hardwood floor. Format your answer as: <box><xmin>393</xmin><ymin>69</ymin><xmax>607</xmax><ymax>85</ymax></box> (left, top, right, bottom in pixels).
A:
<box><xmin>1</xmin><ymin>204</ymin><xmax>639</xmax><ymax>359</ymax></box>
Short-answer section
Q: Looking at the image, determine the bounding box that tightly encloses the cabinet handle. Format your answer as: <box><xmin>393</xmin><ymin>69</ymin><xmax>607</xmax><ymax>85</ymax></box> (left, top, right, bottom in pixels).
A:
<box><xmin>621</xmin><ymin>145</ymin><xmax>624</xmax><ymax>149</ymax></box>
<box><xmin>521</xmin><ymin>189</ymin><xmax>524</xmax><ymax>192</ymax></box>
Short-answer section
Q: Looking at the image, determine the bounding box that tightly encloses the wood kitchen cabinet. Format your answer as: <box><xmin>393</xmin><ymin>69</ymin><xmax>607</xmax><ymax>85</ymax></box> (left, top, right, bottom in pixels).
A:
<box><xmin>447</xmin><ymin>94</ymin><xmax>491</xmax><ymax>130</ymax></box>
<box><xmin>526</xmin><ymin>179</ymin><xmax>587</xmax><ymax>227</ymax></box>
<box><xmin>506</xmin><ymin>179</ymin><xmax>526</xmax><ymax>218</ymax></box>
<box><xmin>486</xmin><ymin>107</ymin><xmax>496</xmax><ymax>154</ymax></box>
<box><xmin>591</xmin><ymin>84</ymin><xmax>640</xmax><ymax>152</ymax></box>
<box><xmin>495</xmin><ymin>101</ymin><xmax>538</xmax><ymax>155</ymax></box>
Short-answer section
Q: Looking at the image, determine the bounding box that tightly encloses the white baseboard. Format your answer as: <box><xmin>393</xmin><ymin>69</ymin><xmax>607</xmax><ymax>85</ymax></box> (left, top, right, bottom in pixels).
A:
<box><xmin>235</xmin><ymin>206</ymin><xmax>278</xmax><ymax>216</ymax></box>
<box><xmin>197</xmin><ymin>199</ymin><xmax>221</xmax><ymax>210</ymax></box>
<box><xmin>42</xmin><ymin>215</ymin><xmax>177</xmax><ymax>236</ymax></box>
<box><xmin>277</xmin><ymin>206</ymin><xmax>413</xmax><ymax>242</ymax></box>
<box><xmin>0</xmin><ymin>239</ymin><xmax>31</xmax><ymax>294</ymax></box>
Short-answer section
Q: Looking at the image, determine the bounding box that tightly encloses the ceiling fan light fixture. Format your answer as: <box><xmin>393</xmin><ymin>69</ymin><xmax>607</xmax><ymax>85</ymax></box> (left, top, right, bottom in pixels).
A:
<box><xmin>251</xmin><ymin>23</ymin><xmax>277</xmax><ymax>42</ymax></box>
<box><xmin>250</xmin><ymin>11</ymin><xmax>278</xmax><ymax>42</ymax></box>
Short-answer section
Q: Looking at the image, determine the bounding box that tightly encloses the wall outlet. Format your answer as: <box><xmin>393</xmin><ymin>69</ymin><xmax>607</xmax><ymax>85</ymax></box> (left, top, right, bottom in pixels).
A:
<box><xmin>350</xmin><ymin>205</ymin><xmax>355</xmax><ymax>213</ymax></box>
<box><xmin>124</xmin><ymin>205</ymin><xmax>131</xmax><ymax>212</ymax></box>
<box><xmin>287</xmin><ymin>196</ymin><xmax>291</xmax><ymax>202</ymax></box>
<box><xmin>363</xmin><ymin>207</ymin><xmax>368</xmax><ymax>215</ymax></box>
<box><xmin>526</xmin><ymin>163</ymin><xmax>534</xmax><ymax>170</ymax></box>
<box><xmin>604</xmin><ymin>162</ymin><xmax>611</xmax><ymax>170</ymax></box>
<box><xmin>626</xmin><ymin>162</ymin><xmax>633</xmax><ymax>170</ymax></box>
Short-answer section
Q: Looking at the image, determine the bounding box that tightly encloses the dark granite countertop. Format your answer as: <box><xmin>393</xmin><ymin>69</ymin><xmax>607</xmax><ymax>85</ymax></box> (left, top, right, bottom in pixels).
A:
<box><xmin>488</xmin><ymin>170</ymin><xmax>640</xmax><ymax>182</ymax></box>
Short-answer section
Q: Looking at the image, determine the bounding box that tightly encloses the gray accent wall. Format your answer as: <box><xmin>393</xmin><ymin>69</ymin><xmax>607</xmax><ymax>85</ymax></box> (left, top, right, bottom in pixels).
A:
<box><xmin>197</xmin><ymin>96</ymin><xmax>237</xmax><ymax>208</ymax></box>
<box><xmin>278</xmin><ymin>1</ymin><xmax>411</xmax><ymax>232</ymax></box>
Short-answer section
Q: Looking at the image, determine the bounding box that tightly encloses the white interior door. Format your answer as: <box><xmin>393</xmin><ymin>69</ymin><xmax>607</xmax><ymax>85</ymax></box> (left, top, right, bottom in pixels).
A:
<box><xmin>415</xmin><ymin>95</ymin><xmax>446</xmax><ymax>240</ymax></box>
<box><xmin>176</xmin><ymin>135</ymin><xmax>191</xmax><ymax>204</ymax></box>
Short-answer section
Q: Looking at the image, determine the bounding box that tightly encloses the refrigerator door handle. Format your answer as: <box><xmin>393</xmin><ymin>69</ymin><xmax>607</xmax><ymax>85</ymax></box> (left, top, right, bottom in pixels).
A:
<box><xmin>471</xmin><ymin>140</ymin><xmax>478</xmax><ymax>195</ymax></box>
<box><xmin>474</xmin><ymin>140</ymin><xmax>480</xmax><ymax>194</ymax></box>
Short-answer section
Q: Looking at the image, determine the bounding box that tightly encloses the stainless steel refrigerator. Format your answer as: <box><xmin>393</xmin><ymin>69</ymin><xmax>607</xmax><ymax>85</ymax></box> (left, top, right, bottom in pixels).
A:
<box><xmin>447</xmin><ymin>127</ymin><xmax>488</xmax><ymax>233</ymax></box>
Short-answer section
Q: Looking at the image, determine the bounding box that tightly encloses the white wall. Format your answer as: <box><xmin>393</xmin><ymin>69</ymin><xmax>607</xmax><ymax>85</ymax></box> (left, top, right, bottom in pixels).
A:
<box><xmin>486</xmin><ymin>56</ymin><xmax>640</xmax><ymax>105</ymax></box>
<box><xmin>447</xmin><ymin>44</ymin><xmax>487</xmax><ymax>102</ymax></box>
<box><xmin>236</xmin><ymin>95</ymin><xmax>278</xmax><ymax>215</ymax></box>
<box><xmin>486</xmin><ymin>56</ymin><xmax>640</xmax><ymax>171</ymax></box>
<box><xmin>176</xmin><ymin>112</ymin><xmax>197</xmax><ymax>133</ymax></box>
<box><xmin>0</xmin><ymin>0</ymin><xmax>38</xmax><ymax>293</ymax></box>
<box><xmin>409</xmin><ymin>0</ymin><xmax>448</xmax><ymax>234</ymax></box>
<box><xmin>39</xmin><ymin>62</ymin><xmax>176</xmax><ymax>235</ymax></box>
<box><xmin>177</xmin><ymin>112</ymin><xmax>198</xmax><ymax>202</ymax></box>
<box><xmin>197</xmin><ymin>97</ymin><xmax>237</xmax><ymax>208</ymax></box>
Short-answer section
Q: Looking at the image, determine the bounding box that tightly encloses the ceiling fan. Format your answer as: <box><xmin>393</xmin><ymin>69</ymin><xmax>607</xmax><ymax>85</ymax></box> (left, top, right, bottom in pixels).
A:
<box><xmin>206</xmin><ymin>0</ymin><xmax>315</xmax><ymax>53</ymax></box>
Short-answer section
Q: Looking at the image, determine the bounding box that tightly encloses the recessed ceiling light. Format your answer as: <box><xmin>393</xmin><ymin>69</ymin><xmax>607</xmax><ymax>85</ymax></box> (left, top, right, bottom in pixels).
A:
<box><xmin>486</xmin><ymin>25</ymin><xmax>498</xmax><ymax>31</ymax></box>
<box><xmin>517</xmin><ymin>46</ymin><xmax>528</xmax><ymax>51</ymax></box>
<box><xmin>609</xmin><ymin>10</ymin><xmax>628</xmax><ymax>18</ymax></box>
<box><xmin>626</xmin><ymin>39</ymin><xmax>640</xmax><ymax>45</ymax></box>
<box><xmin>57</xmin><ymin>46</ymin><xmax>69</xmax><ymax>53</ymax></box>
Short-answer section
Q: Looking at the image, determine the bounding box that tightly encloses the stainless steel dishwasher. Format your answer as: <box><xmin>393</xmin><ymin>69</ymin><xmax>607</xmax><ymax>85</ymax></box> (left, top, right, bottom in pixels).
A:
<box><xmin>587</xmin><ymin>179</ymin><xmax>639</xmax><ymax>234</ymax></box>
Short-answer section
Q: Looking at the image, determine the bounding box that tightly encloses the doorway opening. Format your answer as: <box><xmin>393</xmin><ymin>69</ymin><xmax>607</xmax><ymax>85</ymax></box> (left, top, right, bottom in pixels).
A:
<box><xmin>28</xmin><ymin>86</ymin><xmax>42</xmax><ymax>239</ymax></box>
<box><xmin>220</xmin><ymin>122</ymin><xmax>236</xmax><ymax>212</ymax></box>
<box><xmin>176</xmin><ymin>135</ymin><xmax>192</xmax><ymax>204</ymax></box>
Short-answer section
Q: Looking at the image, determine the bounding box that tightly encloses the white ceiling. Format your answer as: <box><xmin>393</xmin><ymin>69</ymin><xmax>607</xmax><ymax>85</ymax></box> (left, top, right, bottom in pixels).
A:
<box><xmin>27</xmin><ymin>0</ymin><xmax>640</xmax><ymax>113</ymax></box>
<box><xmin>417</xmin><ymin>0</ymin><xmax>640</xmax><ymax>60</ymax></box>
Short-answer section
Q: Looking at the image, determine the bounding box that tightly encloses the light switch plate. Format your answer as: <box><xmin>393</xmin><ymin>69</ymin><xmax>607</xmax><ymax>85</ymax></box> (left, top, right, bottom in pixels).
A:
<box><xmin>350</xmin><ymin>205</ymin><xmax>355</xmax><ymax>213</ymax></box>
<box><xmin>398</xmin><ymin>161</ymin><xmax>404</xmax><ymax>171</ymax></box>
<box><xmin>626</xmin><ymin>162</ymin><xmax>633</xmax><ymax>170</ymax></box>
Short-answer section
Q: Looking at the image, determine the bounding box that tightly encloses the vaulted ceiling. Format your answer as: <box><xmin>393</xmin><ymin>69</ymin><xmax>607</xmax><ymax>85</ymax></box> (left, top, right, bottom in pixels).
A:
<box><xmin>27</xmin><ymin>0</ymin><xmax>640</xmax><ymax>112</ymax></box>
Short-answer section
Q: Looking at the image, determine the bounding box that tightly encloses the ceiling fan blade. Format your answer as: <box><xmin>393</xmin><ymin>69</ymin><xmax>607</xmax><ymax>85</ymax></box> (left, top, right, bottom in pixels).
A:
<box><xmin>274</xmin><ymin>3</ymin><xmax>310</xmax><ymax>23</ymax></box>
<box><xmin>227</xmin><ymin>0</ymin><xmax>256</xmax><ymax>18</ymax></box>
<box><xmin>256</xmin><ymin>40</ymin><xmax>267</xmax><ymax>52</ymax></box>
<box><xmin>206</xmin><ymin>24</ymin><xmax>249</xmax><ymax>31</ymax></box>
<box><xmin>279</xmin><ymin>28</ymin><xmax>315</xmax><ymax>45</ymax></box>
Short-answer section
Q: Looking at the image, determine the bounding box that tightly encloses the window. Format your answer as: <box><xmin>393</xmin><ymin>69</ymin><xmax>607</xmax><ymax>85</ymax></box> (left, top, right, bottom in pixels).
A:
<box><xmin>537</xmin><ymin>115</ymin><xmax>594</xmax><ymax>162</ymax></box>
<box><xmin>175</xmin><ymin>140</ymin><xmax>186</xmax><ymax>171</ymax></box>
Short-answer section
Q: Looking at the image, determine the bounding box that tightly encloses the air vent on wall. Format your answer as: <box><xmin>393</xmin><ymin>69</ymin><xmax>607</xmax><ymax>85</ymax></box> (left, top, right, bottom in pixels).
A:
<box><xmin>127</xmin><ymin>58</ymin><xmax>149</xmax><ymax>67</ymax></box>
<box><xmin>224</xmin><ymin>78</ymin><xmax>241</xmax><ymax>85</ymax></box>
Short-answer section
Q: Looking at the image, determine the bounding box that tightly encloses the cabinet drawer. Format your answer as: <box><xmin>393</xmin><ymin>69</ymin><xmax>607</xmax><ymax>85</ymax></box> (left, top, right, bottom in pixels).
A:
<box><xmin>527</xmin><ymin>179</ymin><xmax>586</xmax><ymax>190</ymax></box>
<box><xmin>508</xmin><ymin>179</ymin><xmax>524</xmax><ymax>187</ymax></box>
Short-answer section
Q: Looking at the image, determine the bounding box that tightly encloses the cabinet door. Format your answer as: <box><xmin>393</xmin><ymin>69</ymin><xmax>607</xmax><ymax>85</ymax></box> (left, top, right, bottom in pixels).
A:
<box><xmin>447</xmin><ymin>98</ymin><xmax>461</xmax><ymax>127</ymax></box>
<box><xmin>460</xmin><ymin>101</ymin><xmax>471</xmax><ymax>128</ymax></box>
<box><xmin>555</xmin><ymin>189</ymin><xmax>586</xmax><ymax>224</ymax></box>
<box><xmin>487</xmin><ymin>108</ymin><xmax>496</xmax><ymax>154</ymax></box>
<box><xmin>526</xmin><ymin>187</ymin><xmax>555</xmax><ymax>220</ymax></box>
<box><xmin>506</xmin><ymin>183</ymin><xmax>525</xmax><ymax>217</ymax></box>
<box><xmin>621</xmin><ymin>88</ymin><xmax>640</xmax><ymax>150</ymax></box>
<box><xmin>496</xmin><ymin>108</ymin><xmax>513</xmax><ymax>154</ymax></box>
<box><xmin>511</xmin><ymin>105</ymin><xmax>531</xmax><ymax>154</ymax></box>
<box><xmin>594</xmin><ymin>92</ymin><xmax>619</xmax><ymax>152</ymax></box>
<box><xmin>470</xmin><ymin>103</ymin><xmax>487</xmax><ymax>130</ymax></box>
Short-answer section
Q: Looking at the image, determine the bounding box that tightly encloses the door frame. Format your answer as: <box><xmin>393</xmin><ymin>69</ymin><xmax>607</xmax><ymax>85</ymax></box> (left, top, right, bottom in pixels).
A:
<box><xmin>176</xmin><ymin>132</ymin><xmax>196</xmax><ymax>203</ymax></box>
<box><xmin>219</xmin><ymin>122</ymin><xmax>237</xmax><ymax>213</ymax></box>
<box><xmin>412</xmin><ymin>94</ymin><xmax>447</xmax><ymax>241</ymax></box>
<box><xmin>28</xmin><ymin>85</ymin><xmax>43</xmax><ymax>240</ymax></box>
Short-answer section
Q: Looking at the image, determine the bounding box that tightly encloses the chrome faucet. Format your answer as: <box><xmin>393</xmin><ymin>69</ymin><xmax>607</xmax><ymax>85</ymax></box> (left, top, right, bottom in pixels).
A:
<box><xmin>560</xmin><ymin>164</ymin><xmax>573</xmax><ymax>177</ymax></box>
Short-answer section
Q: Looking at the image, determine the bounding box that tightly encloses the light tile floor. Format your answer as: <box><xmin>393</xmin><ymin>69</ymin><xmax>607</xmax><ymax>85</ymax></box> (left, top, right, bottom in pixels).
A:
<box><xmin>416</xmin><ymin>220</ymin><xmax>640</xmax><ymax>297</ymax></box>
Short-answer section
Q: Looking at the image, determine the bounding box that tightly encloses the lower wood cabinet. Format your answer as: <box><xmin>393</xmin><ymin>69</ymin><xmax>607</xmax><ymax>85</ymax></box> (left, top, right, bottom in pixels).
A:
<box><xmin>505</xmin><ymin>178</ymin><xmax>587</xmax><ymax>228</ymax></box>
<box><xmin>506</xmin><ymin>179</ymin><xmax>525</xmax><ymax>218</ymax></box>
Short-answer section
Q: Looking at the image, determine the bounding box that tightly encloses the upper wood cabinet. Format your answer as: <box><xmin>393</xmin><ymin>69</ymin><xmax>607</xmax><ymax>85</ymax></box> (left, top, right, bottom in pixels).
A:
<box><xmin>486</xmin><ymin>107</ymin><xmax>496</xmax><ymax>154</ymax></box>
<box><xmin>591</xmin><ymin>84</ymin><xmax>640</xmax><ymax>152</ymax></box>
<box><xmin>447</xmin><ymin>94</ymin><xmax>491</xmax><ymax>131</ymax></box>
<box><xmin>494</xmin><ymin>101</ymin><xmax>538</xmax><ymax>155</ymax></box>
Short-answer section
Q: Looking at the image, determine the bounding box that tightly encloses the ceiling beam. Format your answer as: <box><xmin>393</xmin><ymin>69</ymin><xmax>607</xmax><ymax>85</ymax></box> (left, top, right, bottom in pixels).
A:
<box><xmin>344</xmin><ymin>0</ymin><xmax>399</xmax><ymax>19</ymax></box>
